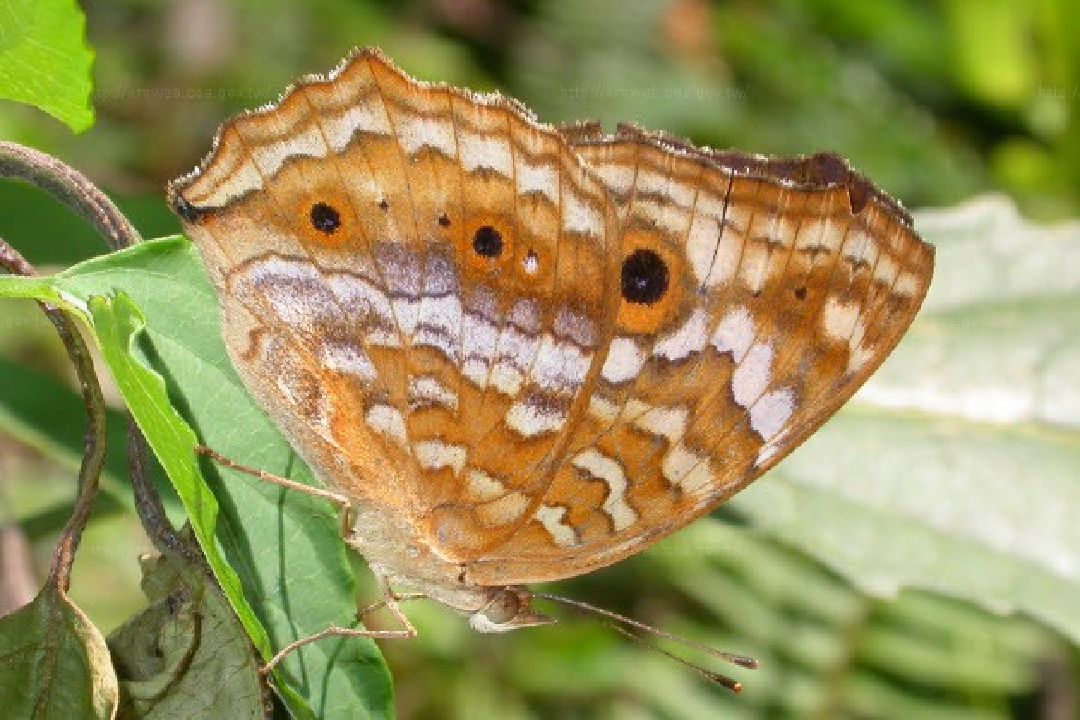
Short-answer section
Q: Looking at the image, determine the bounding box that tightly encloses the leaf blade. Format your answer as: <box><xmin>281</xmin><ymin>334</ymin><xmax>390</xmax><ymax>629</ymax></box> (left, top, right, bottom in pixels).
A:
<box><xmin>28</xmin><ymin>239</ymin><xmax>394</xmax><ymax>719</ymax></box>
<box><xmin>0</xmin><ymin>0</ymin><xmax>95</xmax><ymax>133</ymax></box>
<box><xmin>0</xmin><ymin>585</ymin><xmax>119</xmax><ymax>720</ymax></box>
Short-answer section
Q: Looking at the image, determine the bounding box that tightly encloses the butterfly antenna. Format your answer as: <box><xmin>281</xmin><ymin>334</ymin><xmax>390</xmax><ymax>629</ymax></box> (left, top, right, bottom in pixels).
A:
<box><xmin>532</xmin><ymin>591</ymin><xmax>757</xmax><ymax>691</ymax></box>
<box><xmin>606</xmin><ymin>623</ymin><xmax>744</xmax><ymax>693</ymax></box>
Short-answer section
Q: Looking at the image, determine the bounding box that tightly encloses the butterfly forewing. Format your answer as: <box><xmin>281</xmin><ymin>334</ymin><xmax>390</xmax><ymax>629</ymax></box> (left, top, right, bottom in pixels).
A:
<box><xmin>177</xmin><ymin>66</ymin><xmax>429</xmax><ymax>507</ymax></box>
<box><xmin>171</xmin><ymin>49</ymin><xmax>623</xmax><ymax>563</ymax></box>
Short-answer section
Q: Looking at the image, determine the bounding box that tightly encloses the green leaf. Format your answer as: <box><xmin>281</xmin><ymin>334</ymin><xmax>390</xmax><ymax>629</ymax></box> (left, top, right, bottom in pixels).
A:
<box><xmin>0</xmin><ymin>583</ymin><xmax>119</xmax><ymax>719</ymax></box>
<box><xmin>108</xmin><ymin>552</ymin><xmax>267</xmax><ymax>720</ymax></box>
<box><xmin>731</xmin><ymin>195</ymin><xmax>1080</xmax><ymax>643</ymax></box>
<box><xmin>0</xmin><ymin>239</ymin><xmax>393</xmax><ymax>718</ymax></box>
<box><xmin>0</xmin><ymin>0</ymin><xmax>95</xmax><ymax>133</ymax></box>
<box><xmin>89</xmin><ymin>290</ymin><xmax>391</xmax><ymax>719</ymax></box>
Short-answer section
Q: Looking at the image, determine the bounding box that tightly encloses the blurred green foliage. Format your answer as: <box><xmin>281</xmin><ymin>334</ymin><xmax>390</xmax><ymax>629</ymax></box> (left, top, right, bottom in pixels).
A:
<box><xmin>380</xmin><ymin>516</ymin><xmax>1067</xmax><ymax>719</ymax></box>
<box><xmin>0</xmin><ymin>0</ymin><xmax>94</xmax><ymax>132</ymax></box>
<box><xmin>0</xmin><ymin>0</ymin><xmax>1078</xmax><ymax>270</ymax></box>
<box><xmin>1</xmin><ymin>0</ymin><xmax>1078</xmax><ymax>236</ymax></box>
<box><xmin>1</xmin><ymin>1</ymin><xmax>1079</xmax><ymax>719</ymax></box>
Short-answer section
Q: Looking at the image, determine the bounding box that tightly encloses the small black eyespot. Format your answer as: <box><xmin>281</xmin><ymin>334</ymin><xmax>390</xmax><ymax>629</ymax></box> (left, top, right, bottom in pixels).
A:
<box><xmin>438</xmin><ymin>213</ymin><xmax>451</xmax><ymax>227</ymax></box>
<box><xmin>472</xmin><ymin>225</ymin><xmax>503</xmax><ymax>258</ymax></box>
<box><xmin>621</xmin><ymin>248</ymin><xmax>669</xmax><ymax>304</ymax></box>
<box><xmin>378</xmin><ymin>198</ymin><xmax>389</xmax><ymax>211</ymax></box>
<box><xmin>309</xmin><ymin>202</ymin><xmax>341</xmax><ymax>234</ymax></box>
<box><xmin>793</xmin><ymin>285</ymin><xmax>807</xmax><ymax>300</ymax></box>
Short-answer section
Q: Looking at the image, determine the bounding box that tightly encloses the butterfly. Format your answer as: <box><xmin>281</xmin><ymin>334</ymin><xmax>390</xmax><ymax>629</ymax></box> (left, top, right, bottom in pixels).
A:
<box><xmin>168</xmin><ymin>48</ymin><xmax>933</xmax><ymax>645</ymax></box>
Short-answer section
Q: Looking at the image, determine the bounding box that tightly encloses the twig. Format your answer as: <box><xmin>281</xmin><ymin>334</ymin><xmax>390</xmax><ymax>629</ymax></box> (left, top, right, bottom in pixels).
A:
<box><xmin>0</xmin><ymin>142</ymin><xmax>138</xmax><ymax>253</ymax></box>
<box><xmin>128</xmin><ymin>420</ymin><xmax>201</xmax><ymax>564</ymax></box>
<box><xmin>0</xmin><ymin>239</ymin><xmax>106</xmax><ymax>591</ymax></box>
<box><xmin>0</xmin><ymin>141</ymin><xmax>193</xmax><ymax>575</ymax></box>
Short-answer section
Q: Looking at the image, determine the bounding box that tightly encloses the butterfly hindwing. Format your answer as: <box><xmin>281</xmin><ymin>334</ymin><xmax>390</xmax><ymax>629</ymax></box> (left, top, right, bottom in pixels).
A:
<box><xmin>468</xmin><ymin>129</ymin><xmax>934</xmax><ymax>584</ymax></box>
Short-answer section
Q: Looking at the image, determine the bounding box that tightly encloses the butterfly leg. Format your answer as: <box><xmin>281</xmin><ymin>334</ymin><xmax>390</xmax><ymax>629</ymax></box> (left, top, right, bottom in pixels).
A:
<box><xmin>196</xmin><ymin>446</ymin><xmax>420</xmax><ymax>673</ymax></box>
<box><xmin>196</xmin><ymin>445</ymin><xmax>352</xmax><ymax>509</ymax></box>
<box><xmin>365</xmin><ymin>575</ymin><xmax>422</xmax><ymax>638</ymax></box>
<box><xmin>261</xmin><ymin>577</ymin><xmax>422</xmax><ymax>674</ymax></box>
<box><xmin>261</xmin><ymin>621</ymin><xmax>415</xmax><ymax>676</ymax></box>
<box><xmin>199</xmin><ymin>445</ymin><xmax>360</xmax><ymax>550</ymax></box>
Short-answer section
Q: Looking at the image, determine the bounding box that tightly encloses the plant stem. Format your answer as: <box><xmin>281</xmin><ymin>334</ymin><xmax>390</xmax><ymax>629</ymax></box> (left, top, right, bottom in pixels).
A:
<box><xmin>0</xmin><ymin>141</ymin><xmax>193</xmax><ymax>571</ymax></box>
<box><xmin>0</xmin><ymin>239</ymin><xmax>105</xmax><ymax>591</ymax></box>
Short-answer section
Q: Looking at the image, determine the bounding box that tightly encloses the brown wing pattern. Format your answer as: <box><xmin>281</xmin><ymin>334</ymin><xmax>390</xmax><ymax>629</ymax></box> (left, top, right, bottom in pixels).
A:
<box><xmin>468</xmin><ymin>126</ymin><xmax>933</xmax><ymax>584</ymax></box>
<box><xmin>170</xmin><ymin>51</ymin><xmax>932</xmax><ymax>589</ymax></box>
<box><xmin>170</xmin><ymin>50</ymin><xmax>620</xmax><ymax>562</ymax></box>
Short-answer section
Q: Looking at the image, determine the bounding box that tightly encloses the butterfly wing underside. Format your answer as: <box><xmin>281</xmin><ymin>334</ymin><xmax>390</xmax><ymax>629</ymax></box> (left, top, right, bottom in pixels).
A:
<box><xmin>170</xmin><ymin>49</ymin><xmax>933</xmax><ymax>591</ymax></box>
<box><xmin>467</xmin><ymin>127</ymin><xmax>933</xmax><ymax>584</ymax></box>
<box><xmin>170</xmin><ymin>49</ymin><xmax>627</xmax><ymax>564</ymax></box>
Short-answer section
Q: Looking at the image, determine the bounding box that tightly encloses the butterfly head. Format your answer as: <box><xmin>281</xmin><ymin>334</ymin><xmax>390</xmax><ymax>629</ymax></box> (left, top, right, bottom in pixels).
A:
<box><xmin>468</xmin><ymin>587</ymin><xmax>555</xmax><ymax>633</ymax></box>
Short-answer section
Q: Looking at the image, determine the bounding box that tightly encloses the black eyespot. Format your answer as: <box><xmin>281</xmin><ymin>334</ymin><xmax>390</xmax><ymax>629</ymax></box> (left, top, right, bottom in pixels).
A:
<box><xmin>309</xmin><ymin>202</ymin><xmax>340</xmax><ymax>234</ymax></box>
<box><xmin>621</xmin><ymin>248</ymin><xmax>669</xmax><ymax>304</ymax></box>
<box><xmin>378</xmin><ymin>198</ymin><xmax>389</xmax><ymax>211</ymax></box>
<box><xmin>793</xmin><ymin>285</ymin><xmax>807</xmax><ymax>300</ymax></box>
<box><xmin>472</xmin><ymin>225</ymin><xmax>503</xmax><ymax>258</ymax></box>
<box><xmin>438</xmin><ymin>213</ymin><xmax>451</xmax><ymax>227</ymax></box>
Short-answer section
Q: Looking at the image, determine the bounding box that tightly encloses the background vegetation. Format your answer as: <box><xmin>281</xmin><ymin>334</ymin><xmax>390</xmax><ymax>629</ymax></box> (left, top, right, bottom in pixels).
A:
<box><xmin>0</xmin><ymin>1</ymin><xmax>1078</xmax><ymax>718</ymax></box>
